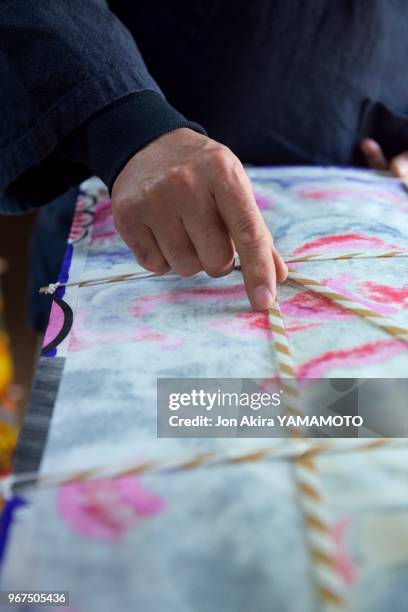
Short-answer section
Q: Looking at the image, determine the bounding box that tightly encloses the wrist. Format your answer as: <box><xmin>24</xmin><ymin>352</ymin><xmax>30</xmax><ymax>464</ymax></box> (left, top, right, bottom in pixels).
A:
<box><xmin>60</xmin><ymin>90</ymin><xmax>206</xmax><ymax>191</ymax></box>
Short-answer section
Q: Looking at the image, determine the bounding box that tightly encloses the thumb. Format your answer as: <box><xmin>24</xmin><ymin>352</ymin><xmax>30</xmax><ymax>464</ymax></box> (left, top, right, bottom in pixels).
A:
<box><xmin>360</xmin><ymin>138</ymin><xmax>389</xmax><ymax>170</ymax></box>
<box><xmin>390</xmin><ymin>151</ymin><xmax>408</xmax><ymax>178</ymax></box>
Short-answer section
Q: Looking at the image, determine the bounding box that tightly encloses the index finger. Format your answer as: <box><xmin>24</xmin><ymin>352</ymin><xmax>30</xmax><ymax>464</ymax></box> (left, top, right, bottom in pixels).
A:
<box><xmin>211</xmin><ymin>156</ymin><xmax>277</xmax><ymax>310</ymax></box>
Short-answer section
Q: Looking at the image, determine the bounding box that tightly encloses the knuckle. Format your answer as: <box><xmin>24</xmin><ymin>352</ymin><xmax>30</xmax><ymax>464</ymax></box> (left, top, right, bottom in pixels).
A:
<box><xmin>165</xmin><ymin>165</ymin><xmax>194</xmax><ymax>190</ymax></box>
<box><xmin>208</xmin><ymin>144</ymin><xmax>229</xmax><ymax>161</ymax></box>
<box><xmin>151</xmin><ymin>261</ymin><xmax>171</xmax><ymax>274</ymax></box>
<box><xmin>208</xmin><ymin>146</ymin><xmax>241</xmax><ymax>177</ymax></box>
<box><xmin>166</xmin><ymin>240</ymin><xmax>186</xmax><ymax>261</ymax></box>
<box><xmin>205</xmin><ymin>265</ymin><xmax>231</xmax><ymax>278</ymax></box>
<box><xmin>173</xmin><ymin>260</ymin><xmax>202</xmax><ymax>277</ymax></box>
<box><xmin>165</xmin><ymin>241</ymin><xmax>200</xmax><ymax>276</ymax></box>
<box><xmin>208</xmin><ymin>147</ymin><xmax>226</xmax><ymax>166</ymax></box>
<box><xmin>135</xmin><ymin>249</ymin><xmax>168</xmax><ymax>274</ymax></box>
<box><xmin>112</xmin><ymin>207</ymin><xmax>129</xmax><ymax>235</ymax></box>
<box><xmin>112</xmin><ymin>195</ymin><xmax>144</xmax><ymax>232</ymax></box>
<box><xmin>134</xmin><ymin>246</ymin><xmax>150</xmax><ymax>266</ymax></box>
<box><xmin>204</xmin><ymin>251</ymin><xmax>234</xmax><ymax>278</ymax></box>
<box><xmin>140</xmin><ymin>183</ymin><xmax>155</xmax><ymax>202</ymax></box>
<box><xmin>233</xmin><ymin>213</ymin><xmax>265</xmax><ymax>247</ymax></box>
<box><xmin>112</xmin><ymin>194</ymin><xmax>132</xmax><ymax>216</ymax></box>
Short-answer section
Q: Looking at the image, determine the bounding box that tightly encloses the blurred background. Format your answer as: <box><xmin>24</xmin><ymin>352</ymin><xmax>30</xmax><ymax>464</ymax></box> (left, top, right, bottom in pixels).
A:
<box><xmin>0</xmin><ymin>213</ymin><xmax>38</xmax><ymax>472</ymax></box>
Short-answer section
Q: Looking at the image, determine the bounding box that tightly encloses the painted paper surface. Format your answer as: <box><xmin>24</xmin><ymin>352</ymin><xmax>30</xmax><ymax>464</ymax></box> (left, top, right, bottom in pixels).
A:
<box><xmin>38</xmin><ymin>167</ymin><xmax>408</xmax><ymax>469</ymax></box>
<box><xmin>2</xmin><ymin>167</ymin><xmax>408</xmax><ymax>611</ymax></box>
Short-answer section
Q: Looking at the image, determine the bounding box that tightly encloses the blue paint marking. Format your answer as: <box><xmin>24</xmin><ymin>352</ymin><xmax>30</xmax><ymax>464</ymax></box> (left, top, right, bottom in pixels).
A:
<box><xmin>0</xmin><ymin>496</ymin><xmax>28</xmax><ymax>566</ymax></box>
<box><xmin>56</xmin><ymin>243</ymin><xmax>74</xmax><ymax>300</ymax></box>
<box><xmin>250</xmin><ymin>167</ymin><xmax>405</xmax><ymax>191</ymax></box>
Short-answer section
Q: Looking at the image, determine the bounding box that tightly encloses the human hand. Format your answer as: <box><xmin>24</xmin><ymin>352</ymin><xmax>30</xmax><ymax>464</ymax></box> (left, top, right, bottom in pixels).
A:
<box><xmin>111</xmin><ymin>128</ymin><xmax>288</xmax><ymax>310</ymax></box>
<box><xmin>360</xmin><ymin>138</ymin><xmax>408</xmax><ymax>177</ymax></box>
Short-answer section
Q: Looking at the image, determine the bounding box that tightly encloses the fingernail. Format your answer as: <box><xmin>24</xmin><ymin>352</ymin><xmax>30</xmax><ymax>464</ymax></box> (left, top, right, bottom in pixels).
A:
<box><xmin>253</xmin><ymin>285</ymin><xmax>275</xmax><ymax>310</ymax></box>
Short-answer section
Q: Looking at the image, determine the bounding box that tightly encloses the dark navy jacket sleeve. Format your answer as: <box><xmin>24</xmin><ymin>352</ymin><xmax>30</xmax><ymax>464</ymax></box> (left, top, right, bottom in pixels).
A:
<box><xmin>0</xmin><ymin>0</ymin><xmax>204</xmax><ymax>213</ymax></box>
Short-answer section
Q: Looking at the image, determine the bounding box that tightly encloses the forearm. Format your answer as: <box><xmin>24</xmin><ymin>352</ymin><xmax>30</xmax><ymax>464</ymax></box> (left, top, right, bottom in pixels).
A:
<box><xmin>58</xmin><ymin>91</ymin><xmax>206</xmax><ymax>192</ymax></box>
<box><xmin>0</xmin><ymin>0</ymin><xmax>203</xmax><ymax>211</ymax></box>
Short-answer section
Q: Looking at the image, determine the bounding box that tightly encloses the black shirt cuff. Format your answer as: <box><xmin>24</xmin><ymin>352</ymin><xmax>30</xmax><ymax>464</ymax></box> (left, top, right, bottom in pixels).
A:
<box><xmin>60</xmin><ymin>90</ymin><xmax>206</xmax><ymax>191</ymax></box>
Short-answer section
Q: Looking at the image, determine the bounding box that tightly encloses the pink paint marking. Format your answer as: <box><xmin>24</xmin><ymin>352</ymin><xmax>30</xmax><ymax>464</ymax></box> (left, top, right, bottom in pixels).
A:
<box><xmin>209</xmin><ymin>311</ymin><xmax>273</xmax><ymax>339</ymax></box>
<box><xmin>297</xmin><ymin>339</ymin><xmax>406</xmax><ymax>378</ymax></box>
<box><xmin>91</xmin><ymin>198</ymin><xmax>117</xmax><ymax>243</ymax></box>
<box><xmin>68</xmin><ymin>194</ymin><xmax>95</xmax><ymax>242</ymax></box>
<box><xmin>209</xmin><ymin>311</ymin><xmax>318</xmax><ymax>338</ymax></box>
<box><xmin>284</xmin><ymin>321</ymin><xmax>319</xmax><ymax>334</ymax></box>
<box><xmin>330</xmin><ymin>516</ymin><xmax>357</xmax><ymax>586</ymax></box>
<box><xmin>58</xmin><ymin>476</ymin><xmax>165</xmax><ymax>541</ymax></box>
<box><xmin>128</xmin><ymin>284</ymin><xmax>246</xmax><ymax>318</ymax></box>
<box><xmin>293</xmin><ymin>234</ymin><xmax>401</xmax><ymax>256</ymax></box>
<box><xmin>296</xmin><ymin>187</ymin><xmax>351</xmax><ymax>201</ymax></box>
<box><xmin>68</xmin><ymin>213</ymin><xmax>91</xmax><ymax>242</ymax></box>
<box><xmin>358</xmin><ymin>281</ymin><xmax>408</xmax><ymax>308</ymax></box>
<box><xmin>281</xmin><ymin>290</ymin><xmax>352</xmax><ymax>320</ymax></box>
<box><xmin>323</xmin><ymin>274</ymin><xmax>398</xmax><ymax>315</ymax></box>
<box><xmin>75</xmin><ymin>194</ymin><xmax>94</xmax><ymax>212</ymax></box>
<box><xmin>254</xmin><ymin>193</ymin><xmax>274</xmax><ymax>210</ymax></box>
<box><xmin>68</xmin><ymin>311</ymin><xmax>183</xmax><ymax>352</ymax></box>
<box><xmin>296</xmin><ymin>187</ymin><xmax>404</xmax><ymax>204</ymax></box>
<box><xmin>284</xmin><ymin>272</ymin><xmax>399</xmax><ymax>316</ymax></box>
<box><xmin>43</xmin><ymin>300</ymin><xmax>65</xmax><ymax>347</ymax></box>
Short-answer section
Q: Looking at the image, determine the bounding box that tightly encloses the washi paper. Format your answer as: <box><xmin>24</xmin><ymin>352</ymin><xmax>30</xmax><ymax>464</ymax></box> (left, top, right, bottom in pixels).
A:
<box><xmin>1</xmin><ymin>167</ymin><xmax>408</xmax><ymax>611</ymax></box>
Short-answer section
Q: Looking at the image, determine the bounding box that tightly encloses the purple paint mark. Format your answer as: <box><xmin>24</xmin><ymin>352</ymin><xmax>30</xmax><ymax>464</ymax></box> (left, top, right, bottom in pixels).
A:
<box><xmin>254</xmin><ymin>193</ymin><xmax>274</xmax><ymax>210</ymax></box>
